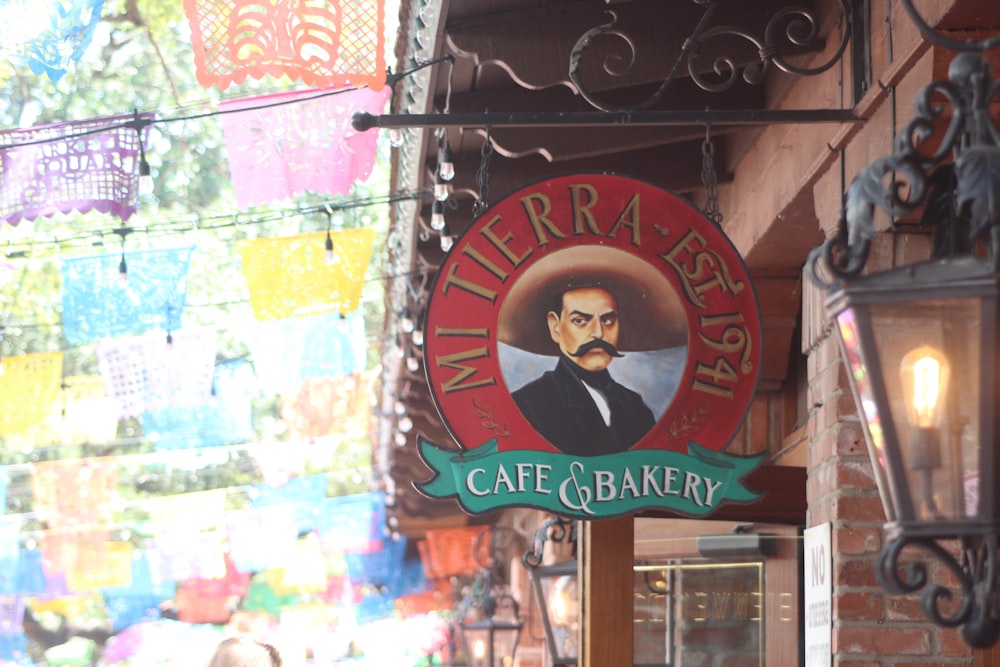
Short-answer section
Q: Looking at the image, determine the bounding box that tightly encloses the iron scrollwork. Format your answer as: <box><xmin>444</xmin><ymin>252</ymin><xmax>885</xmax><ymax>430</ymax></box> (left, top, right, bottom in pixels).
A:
<box><xmin>807</xmin><ymin>49</ymin><xmax>1000</xmax><ymax>288</ymax></box>
<box><xmin>877</xmin><ymin>534</ymin><xmax>999</xmax><ymax>646</ymax></box>
<box><xmin>569</xmin><ymin>0</ymin><xmax>852</xmax><ymax>113</ymax></box>
<box><xmin>523</xmin><ymin>516</ymin><xmax>577</xmax><ymax>569</ymax></box>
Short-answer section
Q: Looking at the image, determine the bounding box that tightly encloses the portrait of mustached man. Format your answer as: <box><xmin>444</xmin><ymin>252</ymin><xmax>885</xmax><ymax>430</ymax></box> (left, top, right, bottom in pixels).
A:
<box><xmin>498</xmin><ymin>246</ymin><xmax>688</xmax><ymax>457</ymax></box>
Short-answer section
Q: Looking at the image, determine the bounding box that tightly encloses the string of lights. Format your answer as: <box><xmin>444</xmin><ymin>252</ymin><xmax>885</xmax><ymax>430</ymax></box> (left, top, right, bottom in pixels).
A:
<box><xmin>0</xmin><ymin>56</ymin><xmax>452</xmax><ymax>152</ymax></box>
<box><xmin>1</xmin><ymin>188</ymin><xmax>429</xmax><ymax>258</ymax></box>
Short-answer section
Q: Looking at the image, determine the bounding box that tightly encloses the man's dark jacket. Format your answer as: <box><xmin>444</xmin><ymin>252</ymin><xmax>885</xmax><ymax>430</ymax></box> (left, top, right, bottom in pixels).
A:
<box><xmin>511</xmin><ymin>355</ymin><xmax>655</xmax><ymax>456</ymax></box>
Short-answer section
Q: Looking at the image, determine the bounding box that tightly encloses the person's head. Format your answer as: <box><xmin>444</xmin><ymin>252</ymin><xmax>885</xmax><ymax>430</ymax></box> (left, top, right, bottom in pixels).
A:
<box><xmin>547</xmin><ymin>286</ymin><xmax>624</xmax><ymax>371</ymax></box>
<box><xmin>208</xmin><ymin>637</ymin><xmax>282</xmax><ymax>667</ymax></box>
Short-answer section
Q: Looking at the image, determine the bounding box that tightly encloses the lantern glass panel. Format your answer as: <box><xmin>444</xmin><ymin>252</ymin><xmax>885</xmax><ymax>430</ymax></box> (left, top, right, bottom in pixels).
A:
<box><xmin>836</xmin><ymin>307</ymin><xmax>894</xmax><ymax>519</ymax></box>
<box><xmin>460</xmin><ymin>622</ymin><xmax>520</xmax><ymax>667</ymax></box>
<box><xmin>861</xmin><ymin>295</ymin><xmax>982</xmax><ymax>524</ymax></box>
<box><xmin>532</xmin><ymin>567</ymin><xmax>579</xmax><ymax>663</ymax></box>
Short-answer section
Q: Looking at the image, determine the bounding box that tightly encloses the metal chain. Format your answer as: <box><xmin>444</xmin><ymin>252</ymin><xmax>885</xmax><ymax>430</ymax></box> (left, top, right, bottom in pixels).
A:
<box><xmin>701</xmin><ymin>126</ymin><xmax>723</xmax><ymax>225</ymax></box>
<box><xmin>473</xmin><ymin>129</ymin><xmax>493</xmax><ymax>217</ymax></box>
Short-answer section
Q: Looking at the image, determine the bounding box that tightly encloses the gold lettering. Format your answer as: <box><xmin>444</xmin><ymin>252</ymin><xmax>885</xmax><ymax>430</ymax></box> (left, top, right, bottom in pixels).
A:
<box><xmin>607</xmin><ymin>193</ymin><xmax>641</xmax><ymax>246</ymax></box>
<box><xmin>480</xmin><ymin>214</ymin><xmax>532</xmax><ymax>269</ymax></box>
<box><xmin>698</xmin><ymin>312</ymin><xmax>754</xmax><ymax>374</ymax></box>
<box><xmin>693</xmin><ymin>357</ymin><xmax>738</xmax><ymax>399</ymax></box>
<box><xmin>711</xmin><ymin>592</ymin><xmax>732</xmax><ymax>619</ymax></box>
<box><xmin>441</xmin><ymin>264</ymin><xmax>498</xmax><ymax>303</ymax></box>
<box><xmin>436</xmin><ymin>348</ymin><xmax>497</xmax><ymax>394</ymax></box>
<box><xmin>750</xmin><ymin>592</ymin><xmax>763</xmax><ymax>622</ymax></box>
<box><xmin>660</xmin><ymin>229</ymin><xmax>745</xmax><ymax>308</ymax></box>
<box><xmin>733</xmin><ymin>592</ymin><xmax>750</xmax><ymax>620</ymax></box>
<box><xmin>462</xmin><ymin>245</ymin><xmax>509</xmax><ymax>282</ymax></box>
<box><xmin>692</xmin><ymin>592</ymin><xmax>708</xmax><ymax>622</ymax></box>
<box><xmin>569</xmin><ymin>184</ymin><xmax>601</xmax><ymax>235</ymax></box>
<box><xmin>779</xmin><ymin>592</ymin><xmax>794</xmax><ymax>622</ymax></box>
<box><xmin>521</xmin><ymin>193</ymin><xmax>567</xmax><ymax>246</ymax></box>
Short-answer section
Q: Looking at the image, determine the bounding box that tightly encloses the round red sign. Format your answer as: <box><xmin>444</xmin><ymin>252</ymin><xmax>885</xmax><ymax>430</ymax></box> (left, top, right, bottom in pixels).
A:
<box><xmin>423</xmin><ymin>172</ymin><xmax>761</xmax><ymax>459</ymax></box>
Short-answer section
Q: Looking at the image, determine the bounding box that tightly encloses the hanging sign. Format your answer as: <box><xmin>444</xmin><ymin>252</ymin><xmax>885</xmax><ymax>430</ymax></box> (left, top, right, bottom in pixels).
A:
<box><xmin>418</xmin><ymin>172</ymin><xmax>764</xmax><ymax>519</ymax></box>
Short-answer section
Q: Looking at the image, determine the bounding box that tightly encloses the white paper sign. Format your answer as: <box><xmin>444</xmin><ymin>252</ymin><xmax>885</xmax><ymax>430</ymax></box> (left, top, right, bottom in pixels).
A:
<box><xmin>804</xmin><ymin>523</ymin><xmax>832</xmax><ymax>667</ymax></box>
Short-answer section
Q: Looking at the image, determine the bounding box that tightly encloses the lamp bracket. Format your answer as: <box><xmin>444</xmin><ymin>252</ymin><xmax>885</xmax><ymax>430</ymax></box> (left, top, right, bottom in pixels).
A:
<box><xmin>569</xmin><ymin>0</ymin><xmax>857</xmax><ymax>112</ymax></box>
<box><xmin>809</xmin><ymin>50</ymin><xmax>1000</xmax><ymax>287</ymax></box>
<box><xmin>877</xmin><ymin>532</ymin><xmax>1000</xmax><ymax>648</ymax></box>
<box><xmin>523</xmin><ymin>516</ymin><xmax>577</xmax><ymax>569</ymax></box>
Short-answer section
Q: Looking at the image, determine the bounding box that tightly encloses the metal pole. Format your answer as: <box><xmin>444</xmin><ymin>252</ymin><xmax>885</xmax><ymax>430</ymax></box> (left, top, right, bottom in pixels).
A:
<box><xmin>352</xmin><ymin>109</ymin><xmax>860</xmax><ymax>131</ymax></box>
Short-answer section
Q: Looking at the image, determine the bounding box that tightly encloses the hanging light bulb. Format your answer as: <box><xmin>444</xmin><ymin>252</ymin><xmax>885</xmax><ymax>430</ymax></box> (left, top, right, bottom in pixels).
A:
<box><xmin>434</xmin><ymin>174</ymin><xmax>452</xmax><ymax>202</ymax></box>
<box><xmin>388</xmin><ymin>127</ymin><xmax>404</xmax><ymax>148</ymax></box>
<box><xmin>406</xmin><ymin>356</ymin><xmax>420</xmax><ymax>373</ymax></box>
<box><xmin>394</xmin><ymin>399</ymin><xmax>407</xmax><ymax>416</ymax></box>
<box><xmin>440</xmin><ymin>234</ymin><xmax>454</xmax><ymax>252</ymax></box>
<box><xmin>114</xmin><ymin>225</ymin><xmax>132</xmax><ymax>288</ymax></box>
<box><xmin>118</xmin><ymin>253</ymin><xmax>129</xmax><ymax>288</ymax></box>
<box><xmin>324</xmin><ymin>230</ymin><xmax>337</xmax><ymax>265</ymax></box>
<box><xmin>411</xmin><ymin>328</ymin><xmax>424</xmax><ymax>347</ymax></box>
<box><xmin>400</xmin><ymin>310</ymin><xmax>415</xmax><ymax>333</ymax></box>
<box><xmin>130</xmin><ymin>111</ymin><xmax>155</xmax><ymax>196</ymax></box>
<box><xmin>394</xmin><ymin>432</ymin><xmax>407</xmax><ymax>447</ymax></box>
<box><xmin>438</xmin><ymin>136</ymin><xmax>455</xmax><ymax>181</ymax></box>
<box><xmin>430</xmin><ymin>200</ymin><xmax>446</xmax><ymax>231</ymax></box>
<box><xmin>138</xmin><ymin>155</ymin><xmax>154</xmax><ymax>196</ymax></box>
<box><xmin>398</xmin><ymin>415</ymin><xmax>414</xmax><ymax>433</ymax></box>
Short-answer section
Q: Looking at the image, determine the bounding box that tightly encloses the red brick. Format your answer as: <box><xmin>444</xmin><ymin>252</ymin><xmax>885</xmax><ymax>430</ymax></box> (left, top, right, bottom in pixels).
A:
<box><xmin>834</xmin><ymin>558</ymin><xmax>880</xmax><ymax>588</ymax></box>
<box><xmin>834</xmin><ymin>493</ymin><xmax>887</xmax><ymax>523</ymax></box>
<box><xmin>938</xmin><ymin>626</ymin><xmax>976</xmax><ymax>657</ymax></box>
<box><xmin>834</xmin><ymin>591</ymin><xmax>884</xmax><ymax>622</ymax></box>
<box><xmin>833</xmin><ymin>526</ymin><xmax>882</xmax><ymax>555</ymax></box>
<box><xmin>835</xmin><ymin>425</ymin><xmax>867</xmax><ymax>457</ymax></box>
<box><xmin>885</xmin><ymin>595</ymin><xmax>926</xmax><ymax>623</ymax></box>
<box><xmin>832</xmin><ymin>459</ymin><xmax>878</xmax><ymax>490</ymax></box>
<box><xmin>833</xmin><ymin>626</ymin><xmax>930</xmax><ymax>655</ymax></box>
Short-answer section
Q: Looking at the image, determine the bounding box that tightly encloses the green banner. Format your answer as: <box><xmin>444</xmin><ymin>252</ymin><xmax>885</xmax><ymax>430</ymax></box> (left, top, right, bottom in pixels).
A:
<box><xmin>417</xmin><ymin>438</ymin><xmax>764</xmax><ymax>519</ymax></box>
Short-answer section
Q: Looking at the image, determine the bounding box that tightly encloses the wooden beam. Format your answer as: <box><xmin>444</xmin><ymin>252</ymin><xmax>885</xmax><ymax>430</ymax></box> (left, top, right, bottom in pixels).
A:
<box><xmin>582</xmin><ymin>516</ymin><xmax>634</xmax><ymax>667</ymax></box>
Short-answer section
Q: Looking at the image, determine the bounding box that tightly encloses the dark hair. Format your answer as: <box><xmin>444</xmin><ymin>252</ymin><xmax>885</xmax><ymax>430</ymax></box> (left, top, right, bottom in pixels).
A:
<box><xmin>549</xmin><ymin>284</ymin><xmax>617</xmax><ymax>316</ymax></box>
<box><xmin>260</xmin><ymin>642</ymin><xmax>282</xmax><ymax>667</ymax></box>
<box><xmin>208</xmin><ymin>637</ymin><xmax>282</xmax><ymax>667</ymax></box>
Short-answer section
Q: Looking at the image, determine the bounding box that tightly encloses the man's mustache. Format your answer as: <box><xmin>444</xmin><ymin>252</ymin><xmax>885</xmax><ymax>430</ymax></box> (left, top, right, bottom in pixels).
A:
<box><xmin>569</xmin><ymin>339</ymin><xmax>624</xmax><ymax>358</ymax></box>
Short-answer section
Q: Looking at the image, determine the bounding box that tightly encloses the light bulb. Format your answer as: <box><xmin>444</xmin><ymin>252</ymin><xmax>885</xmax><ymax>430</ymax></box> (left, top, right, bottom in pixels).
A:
<box><xmin>118</xmin><ymin>256</ymin><xmax>129</xmax><ymax>288</ymax></box>
<box><xmin>388</xmin><ymin>127</ymin><xmax>404</xmax><ymax>147</ymax></box>
<box><xmin>398</xmin><ymin>415</ymin><xmax>413</xmax><ymax>433</ymax></box>
<box><xmin>438</xmin><ymin>159</ymin><xmax>455</xmax><ymax>182</ymax></box>
<box><xmin>394</xmin><ymin>432</ymin><xmax>407</xmax><ymax>447</ymax></box>
<box><xmin>324</xmin><ymin>231</ymin><xmax>337</xmax><ymax>265</ymax></box>
<box><xmin>430</xmin><ymin>200</ymin><xmax>446</xmax><ymax>231</ymax></box>
<box><xmin>434</xmin><ymin>180</ymin><xmax>451</xmax><ymax>202</ymax></box>
<box><xmin>394</xmin><ymin>399</ymin><xmax>406</xmax><ymax>416</ymax></box>
<box><xmin>411</xmin><ymin>329</ymin><xmax>424</xmax><ymax>347</ymax></box>
<box><xmin>406</xmin><ymin>356</ymin><xmax>420</xmax><ymax>372</ymax></box>
<box><xmin>438</xmin><ymin>139</ymin><xmax>455</xmax><ymax>181</ymax></box>
<box><xmin>139</xmin><ymin>158</ymin><xmax>154</xmax><ymax>196</ymax></box>
<box><xmin>899</xmin><ymin>345</ymin><xmax>950</xmax><ymax>428</ymax></box>
<box><xmin>400</xmin><ymin>315</ymin><xmax>415</xmax><ymax>333</ymax></box>
<box><xmin>473</xmin><ymin>639</ymin><xmax>486</xmax><ymax>660</ymax></box>
<box><xmin>440</xmin><ymin>234</ymin><xmax>454</xmax><ymax>252</ymax></box>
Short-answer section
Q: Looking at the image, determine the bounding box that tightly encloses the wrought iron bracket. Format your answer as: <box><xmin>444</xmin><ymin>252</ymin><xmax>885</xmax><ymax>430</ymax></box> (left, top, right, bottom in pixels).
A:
<box><xmin>568</xmin><ymin>0</ymin><xmax>859</xmax><ymax>112</ymax></box>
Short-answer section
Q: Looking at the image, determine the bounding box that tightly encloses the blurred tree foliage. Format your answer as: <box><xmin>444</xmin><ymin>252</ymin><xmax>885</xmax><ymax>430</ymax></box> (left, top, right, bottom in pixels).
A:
<box><xmin>0</xmin><ymin>0</ymin><xmax>391</xmax><ymax>497</ymax></box>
